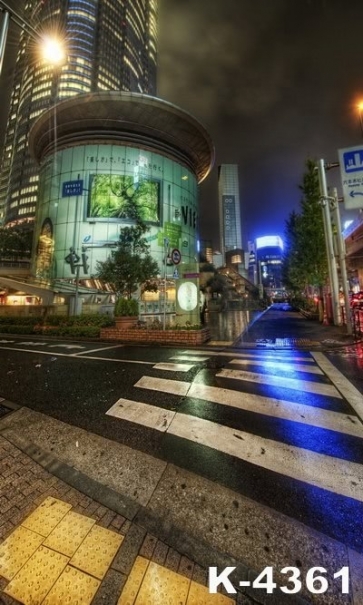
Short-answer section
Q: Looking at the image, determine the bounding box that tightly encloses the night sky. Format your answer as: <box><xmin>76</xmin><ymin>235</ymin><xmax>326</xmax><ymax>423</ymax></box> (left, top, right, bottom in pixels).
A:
<box><xmin>157</xmin><ymin>0</ymin><xmax>363</xmax><ymax>248</ymax></box>
<box><xmin>1</xmin><ymin>0</ymin><xmax>363</xmax><ymax>249</ymax></box>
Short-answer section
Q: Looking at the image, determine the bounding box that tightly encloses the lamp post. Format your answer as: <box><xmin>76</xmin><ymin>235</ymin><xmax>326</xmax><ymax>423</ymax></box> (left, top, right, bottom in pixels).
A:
<box><xmin>358</xmin><ymin>103</ymin><xmax>363</xmax><ymax>138</ymax></box>
<box><xmin>0</xmin><ymin>9</ymin><xmax>9</xmax><ymax>76</ymax></box>
<box><xmin>163</xmin><ymin>237</ymin><xmax>169</xmax><ymax>330</ymax></box>
<box><xmin>0</xmin><ymin>0</ymin><xmax>66</xmax><ymax>76</ymax></box>
<box><xmin>317</xmin><ymin>159</ymin><xmax>341</xmax><ymax>326</ymax></box>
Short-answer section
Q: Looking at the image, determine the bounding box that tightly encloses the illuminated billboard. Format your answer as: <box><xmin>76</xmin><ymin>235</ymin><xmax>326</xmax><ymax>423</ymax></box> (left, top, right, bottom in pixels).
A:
<box><xmin>88</xmin><ymin>174</ymin><xmax>161</xmax><ymax>224</ymax></box>
<box><xmin>255</xmin><ymin>235</ymin><xmax>283</xmax><ymax>250</ymax></box>
<box><xmin>32</xmin><ymin>144</ymin><xmax>199</xmax><ymax>279</ymax></box>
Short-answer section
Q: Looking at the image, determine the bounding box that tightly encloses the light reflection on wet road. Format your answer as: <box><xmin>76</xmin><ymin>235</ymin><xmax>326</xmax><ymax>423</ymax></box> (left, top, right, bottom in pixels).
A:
<box><xmin>205</xmin><ymin>309</ymin><xmax>261</xmax><ymax>342</ymax></box>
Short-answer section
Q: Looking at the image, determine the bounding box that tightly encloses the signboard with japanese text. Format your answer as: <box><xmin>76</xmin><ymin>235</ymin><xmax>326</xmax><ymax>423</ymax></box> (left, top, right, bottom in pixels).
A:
<box><xmin>338</xmin><ymin>146</ymin><xmax>363</xmax><ymax>209</ymax></box>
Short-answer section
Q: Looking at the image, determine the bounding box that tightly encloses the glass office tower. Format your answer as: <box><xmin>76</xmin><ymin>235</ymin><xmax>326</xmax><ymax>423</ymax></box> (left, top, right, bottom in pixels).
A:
<box><xmin>218</xmin><ymin>164</ymin><xmax>243</xmax><ymax>264</ymax></box>
<box><xmin>0</xmin><ymin>0</ymin><xmax>158</xmax><ymax>227</ymax></box>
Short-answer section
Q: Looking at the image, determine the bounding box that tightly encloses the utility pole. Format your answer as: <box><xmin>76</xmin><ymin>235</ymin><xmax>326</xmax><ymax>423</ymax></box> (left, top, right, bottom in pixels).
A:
<box><xmin>317</xmin><ymin>159</ymin><xmax>341</xmax><ymax>326</ymax></box>
<box><xmin>330</xmin><ymin>188</ymin><xmax>352</xmax><ymax>335</ymax></box>
<box><xmin>0</xmin><ymin>9</ymin><xmax>9</xmax><ymax>76</ymax></box>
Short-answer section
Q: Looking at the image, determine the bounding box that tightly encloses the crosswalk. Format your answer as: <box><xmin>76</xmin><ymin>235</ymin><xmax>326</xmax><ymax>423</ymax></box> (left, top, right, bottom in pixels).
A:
<box><xmin>106</xmin><ymin>348</ymin><xmax>363</xmax><ymax>513</ymax></box>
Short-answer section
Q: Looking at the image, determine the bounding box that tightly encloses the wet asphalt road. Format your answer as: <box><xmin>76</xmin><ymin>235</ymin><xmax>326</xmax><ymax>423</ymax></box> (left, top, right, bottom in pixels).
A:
<box><xmin>0</xmin><ymin>306</ymin><xmax>363</xmax><ymax>553</ymax></box>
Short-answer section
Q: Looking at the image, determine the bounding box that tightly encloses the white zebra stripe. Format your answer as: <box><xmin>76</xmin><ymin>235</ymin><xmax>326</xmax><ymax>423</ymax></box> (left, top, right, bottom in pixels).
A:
<box><xmin>135</xmin><ymin>376</ymin><xmax>362</xmax><ymax>437</ymax></box>
<box><xmin>178</xmin><ymin>350</ymin><xmax>315</xmax><ymax>362</ymax></box>
<box><xmin>312</xmin><ymin>352</ymin><xmax>363</xmax><ymax>422</ymax></box>
<box><xmin>152</xmin><ymin>363</ymin><xmax>194</xmax><ymax>372</ymax></box>
<box><xmin>106</xmin><ymin>397</ymin><xmax>363</xmax><ymax>502</ymax></box>
<box><xmin>228</xmin><ymin>359</ymin><xmax>323</xmax><ymax>375</ymax></box>
<box><xmin>216</xmin><ymin>368</ymin><xmax>342</xmax><ymax>398</ymax></box>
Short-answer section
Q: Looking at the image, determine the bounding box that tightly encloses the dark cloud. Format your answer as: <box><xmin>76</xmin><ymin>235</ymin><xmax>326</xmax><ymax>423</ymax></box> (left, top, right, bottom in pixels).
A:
<box><xmin>1</xmin><ymin>0</ymin><xmax>362</xmax><ymax>247</ymax></box>
<box><xmin>158</xmin><ymin>0</ymin><xmax>363</xmax><ymax>246</ymax></box>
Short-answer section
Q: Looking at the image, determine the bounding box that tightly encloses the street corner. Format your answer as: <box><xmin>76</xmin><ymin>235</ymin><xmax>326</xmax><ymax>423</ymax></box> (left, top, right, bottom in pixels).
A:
<box><xmin>0</xmin><ymin>496</ymin><xmax>236</xmax><ymax>605</ymax></box>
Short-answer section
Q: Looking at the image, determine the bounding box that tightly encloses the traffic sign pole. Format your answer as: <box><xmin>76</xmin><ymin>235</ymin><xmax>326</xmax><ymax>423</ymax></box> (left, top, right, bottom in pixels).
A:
<box><xmin>331</xmin><ymin>188</ymin><xmax>352</xmax><ymax>335</ymax></box>
<box><xmin>317</xmin><ymin>159</ymin><xmax>341</xmax><ymax>327</ymax></box>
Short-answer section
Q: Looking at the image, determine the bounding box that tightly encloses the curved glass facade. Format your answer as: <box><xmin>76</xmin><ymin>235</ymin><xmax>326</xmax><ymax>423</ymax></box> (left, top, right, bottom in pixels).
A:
<box><xmin>32</xmin><ymin>144</ymin><xmax>198</xmax><ymax>281</ymax></box>
<box><xmin>0</xmin><ymin>0</ymin><xmax>158</xmax><ymax>226</ymax></box>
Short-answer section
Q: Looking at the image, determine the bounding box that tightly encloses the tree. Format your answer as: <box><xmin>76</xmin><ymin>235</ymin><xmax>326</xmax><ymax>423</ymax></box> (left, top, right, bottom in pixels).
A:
<box><xmin>282</xmin><ymin>159</ymin><xmax>328</xmax><ymax>301</ymax></box>
<box><xmin>95</xmin><ymin>221</ymin><xmax>159</xmax><ymax>300</ymax></box>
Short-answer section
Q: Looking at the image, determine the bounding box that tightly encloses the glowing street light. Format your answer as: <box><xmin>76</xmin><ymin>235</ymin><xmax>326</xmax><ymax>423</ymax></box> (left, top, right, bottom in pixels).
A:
<box><xmin>40</xmin><ymin>35</ymin><xmax>66</xmax><ymax>67</ymax></box>
<box><xmin>0</xmin><ymin>2</ymin><xmax>67</xmax><ymax>76</ymax></box>
<box><xmin>357</xmin><ymin>102</ymin><xmax>363</xmax><ymax>138</ymax></box>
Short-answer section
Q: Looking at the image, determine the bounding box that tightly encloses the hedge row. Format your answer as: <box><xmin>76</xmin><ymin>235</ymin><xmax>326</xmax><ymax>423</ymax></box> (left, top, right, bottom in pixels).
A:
<box><xmin>0</xmin><ymin>314</ymin><xmax>113</xmax><ymax>327</ymax></box>
<box><xmin>0</xmin><ymin>314</ymin><xmax>114</xmax><ymax>337</ymax></box>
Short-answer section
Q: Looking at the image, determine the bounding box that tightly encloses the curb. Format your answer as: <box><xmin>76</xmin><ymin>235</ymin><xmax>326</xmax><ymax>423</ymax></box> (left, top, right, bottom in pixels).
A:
<box><xmin>0</xmin><ymin>400</ymin><xmax>311</xmax><ymax>605</ymax></box>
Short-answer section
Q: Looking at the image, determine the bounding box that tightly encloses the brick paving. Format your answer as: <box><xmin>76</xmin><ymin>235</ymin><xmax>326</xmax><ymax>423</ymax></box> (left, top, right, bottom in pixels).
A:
<box><xmin>0</xmin><ymin>434</ymin><xmax>257</xmax><ymax>605</ymax></box>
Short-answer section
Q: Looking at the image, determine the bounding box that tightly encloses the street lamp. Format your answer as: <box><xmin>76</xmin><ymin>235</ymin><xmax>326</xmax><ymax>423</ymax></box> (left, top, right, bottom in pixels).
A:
<box><xmin>0</xmin><ymin>1</ymin><xmax>66</xmax><ymax>75</ymax></box>
<box><xmin>40</xmin><ymin>35</ymin><xmax>66</xmax><ymax>67</ymax></box>
<box><xmin>357</xmin><ymin>102</ymin><xmax>363</xmax><ymax>138</ymax></box>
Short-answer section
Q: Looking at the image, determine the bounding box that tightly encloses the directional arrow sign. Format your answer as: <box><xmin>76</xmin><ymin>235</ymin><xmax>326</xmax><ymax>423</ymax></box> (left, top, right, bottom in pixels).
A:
<box><xmin>338</xmin><ymin>145</ymin><xmax>363</xmax><ymax>209</ymax></box>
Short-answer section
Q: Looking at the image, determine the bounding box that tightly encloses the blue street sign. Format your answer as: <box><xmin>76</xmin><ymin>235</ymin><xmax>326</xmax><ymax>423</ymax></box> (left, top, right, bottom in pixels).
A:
<box><xmin>62</xmin><ymin>179</ymin><xmax>83</xmax><ymax>197</ymax></box>
<box><xmin>338</xmin><ymin>145</ymin><xmax>363</xmax><ymax>209</ymax></box>
<box><xmin>342</xmin><ymin>149</ymin><xmax>363</xmax><ymax>173</ymax></box>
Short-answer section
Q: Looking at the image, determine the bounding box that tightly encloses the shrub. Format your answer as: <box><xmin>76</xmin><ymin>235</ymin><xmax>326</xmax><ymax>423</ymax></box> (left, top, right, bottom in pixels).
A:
<box><xmin>0</xmin><ymin>316</ymin><xmax>39</xmax><ymax>326</ymax></box>
<box><xmin>114</xmin><ymin>298</ymin><xmax>139</xmax><ymax>316</ymax></box>
<box><xmin>0</xmin><ymin>325</ymin><xmax>36</xmax><ymax>334</ymax></box>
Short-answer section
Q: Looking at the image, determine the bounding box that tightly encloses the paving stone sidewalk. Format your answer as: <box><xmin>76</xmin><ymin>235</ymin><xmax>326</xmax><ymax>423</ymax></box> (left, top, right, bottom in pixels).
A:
<box><xmin>0</xmin><ymin>433</ymin><xmax>255</xmax><ymax>605</ymax></box>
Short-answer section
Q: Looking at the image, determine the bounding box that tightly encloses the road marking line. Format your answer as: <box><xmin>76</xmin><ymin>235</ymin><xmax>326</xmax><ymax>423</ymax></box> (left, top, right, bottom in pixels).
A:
<box><xmin>170</xmin><ymin>356</ymin><xmax>210</xmax><ymax>362</ymax></box>
<box><xmin>216</xmin><ymin>368</ymin><xmax>342</xmax><ymax>398</ymax></box>
<box><xmin>135</xmin><ymin>376</ymin><xmax>362</xmax><ymax>437</ymax></box>
<box><xmin>152</xmin><ymin>363</ymin><xmax>194</xmax><ymax>372</ymax></box>
<box><xmin>312</xmin><ymin>352</ymin><xmax>363</xmax><ymax>421</ymax></box>
<box><xmin>72</xmin><ymin>344</ymin><xmax>125</xmax><ymax>356</ymax></box>
<box><xmin>0</xmin><ymin>346</ymin><xmax>155</xmax><ymax>365</ymax></box>
<box><xmin>188</xmin><ymin>383</ymin><xmax>363</xmax><ymax>437</ymax></box>
<box><xmin>135</xmin><ymin>376</ymin><xmax>190</xmax><ymax>396</ymax></box>
<box><xmin>180</xmin><ymin>350</ymin><xmax>315</xmax><ymax>362</ymax></box>
<box><xmin>229</xmin><ymin>359</ymin><xmax>323</xmax><ymax>375</ymax></box>
<box><xmin>106</xmin><ymin>398</ymin><xmax>175</xmax><ymax>431</ymax></box>
<box><xmin>106</xmin><ymin>398</ymin><xmax>363</xmax><ymax>502</ymax></box>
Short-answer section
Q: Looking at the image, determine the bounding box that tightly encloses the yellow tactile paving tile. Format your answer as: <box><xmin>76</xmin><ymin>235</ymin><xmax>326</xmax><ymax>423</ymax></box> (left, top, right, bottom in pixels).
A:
<box><xmin>3</xmin><ymin>545</ymin><xmax>69</xmax><ymax>605</ymax></box>
<box><xmin>136</xmin><ymin>561</ymin><xmax>190</xmax><ymax>605</ymax></box>
<box><xmin>117</xmin><ymin>556</ymin><xmax>149</xmax><ymax>605</ymax></box>
<box><xmin>117</xmin><ymin>558</ymin><xmax>236</xmax><ymax>605</ymax></box>
<box><xmin>70</xmin><ymin>524</ymin><xmax>123</xmax><ymax>580</ymax></box>
<box><xmin>42</xmin><ymin>565</ymin><xmax>100</xmax><ymax>605</ymax></box>
<box><xmin>0</xmin><ymin>525</ymin><xmax>44</xmax><ymax>581</ymax></box>
<box><xmin>187</xmin><ymin>580</ymin><xmax>235</xmax><ymax>604</ymax></box>
<box><xmin>21</xmin><ymin>496</ymin><xmax>72</xmax><ymax>537</ymax></box>
<box><xmin>43</xmin><ymin>510</ymin><xmax>95</xmax><ymax>557</ymax></box>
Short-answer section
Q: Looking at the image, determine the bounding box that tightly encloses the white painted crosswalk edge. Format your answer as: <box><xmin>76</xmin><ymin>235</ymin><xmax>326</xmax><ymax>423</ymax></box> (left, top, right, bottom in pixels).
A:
<box><xmin>228</xmin><ymin>359</ymin><xmax>323</xmax><ymax>375</ymax></box>
<box><xmin>152</xmin><ymin>363</ymin><xmax>194</xmax><ymax>372</ymax></box>
<box><xmin>136</xmin><ymin>376</ymin><xmax>363</xmax><ymax>437</ymax></box>
<box><xmin>216</xmin><ymin>368</ymin><xmax>342</xmax><ymax>398</ymax></box>
<box><xmin>312</xmin><ymin>352</ymin><xmax>363</xmax><ymax>422</ymax></box>
<box><xmin>106</xmin><ymin>398</ymin><xmax>363</xmax><ymax>502</ymax></box>
<box><xmin>188</xmin><ymin>383</ymin><xmax>363</xmax><ymax>438</ymax></box>
<box><xmin>179</xmin><ymin>350</ymin><xmax>316</xmax><ymax>362</ymax></box>
<box><xmin>106</xmin><ymin>398</ymin><xmax>175</xmax><ymax>431</ymax></box>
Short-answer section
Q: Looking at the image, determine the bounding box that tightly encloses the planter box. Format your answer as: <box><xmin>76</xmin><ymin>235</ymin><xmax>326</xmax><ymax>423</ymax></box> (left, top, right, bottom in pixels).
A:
<box><xmin>115</xmin><ymin>316</ymin><xmax>138</xmax><ymax>329</ymax></box>
<box><xmin>100</xmin><ymin>326</ymin><xmax>211</xmax><ymax>345</ymax></box>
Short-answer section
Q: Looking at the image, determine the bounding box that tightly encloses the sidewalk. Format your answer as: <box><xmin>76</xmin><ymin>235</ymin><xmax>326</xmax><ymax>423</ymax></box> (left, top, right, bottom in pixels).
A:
<box><xmin>0</xmin><ymin>308</ymin><xmax>362</xmax><ymax>604</ymax></box>
<box><xmin>206</xmin><ymin>305</ymin><xmax>360</xmax><ymax>349</ymax></box>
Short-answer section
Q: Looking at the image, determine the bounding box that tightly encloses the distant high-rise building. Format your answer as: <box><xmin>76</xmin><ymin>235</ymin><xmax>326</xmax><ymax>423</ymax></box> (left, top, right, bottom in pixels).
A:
<box><xmin>0</xmin><ymin>0</ymin><xmax>158</xmax><ymax>227</ymax></box>
<box><xmin>218</xmin><ymin>164</ymin><xmax>242</xmax><ymax>264</ymax></box>
<box><xmin>255</xmin><ymin>235</ymin><xmax>284</xmax><ymax>292</ymax></box>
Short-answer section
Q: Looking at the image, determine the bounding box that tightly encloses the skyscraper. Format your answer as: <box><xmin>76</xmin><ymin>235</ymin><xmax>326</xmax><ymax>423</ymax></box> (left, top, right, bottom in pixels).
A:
<box><xmin>0</xmin><ymin>0</ymin><xmax>158</xmax><ymax>227</ymax></box>
<box><xmin>218</xmin><ymin>164</ymin><xmax>243</xmax><ymax>264</ymax></box>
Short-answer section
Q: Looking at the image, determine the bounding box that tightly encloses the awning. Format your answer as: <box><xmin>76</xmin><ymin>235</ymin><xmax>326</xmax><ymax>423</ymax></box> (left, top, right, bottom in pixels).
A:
<box><xmin>0</xmin><ymin>276</ymin><xmax>56</xmax><ymax>305</ymax></box>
